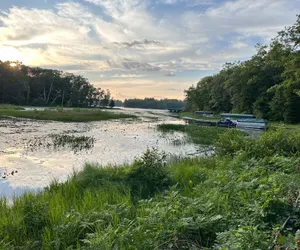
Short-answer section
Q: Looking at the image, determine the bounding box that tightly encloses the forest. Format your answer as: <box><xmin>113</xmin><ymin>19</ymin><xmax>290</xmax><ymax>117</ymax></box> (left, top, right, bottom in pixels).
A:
<box><xmin>0</xmin><ymin>62</ymin><xmax>112</xmax><ymax>107</ymax></box>
<box><xmin>185</xmin><ymin>16</ymin><xmax>300</xmax><ymax>123</ymax></box>
<box><xmin>123</xmin><ymin>98</ymin><xmax>184</xmax><ymax>109</ymax></box>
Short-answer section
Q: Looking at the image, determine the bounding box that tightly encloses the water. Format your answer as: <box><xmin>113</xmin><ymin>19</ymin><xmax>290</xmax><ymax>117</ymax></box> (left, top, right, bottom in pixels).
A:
<box><xmin>0</xmin><ymin>108</ymin><xmax>201</xmax><ymax>198</ymax></box>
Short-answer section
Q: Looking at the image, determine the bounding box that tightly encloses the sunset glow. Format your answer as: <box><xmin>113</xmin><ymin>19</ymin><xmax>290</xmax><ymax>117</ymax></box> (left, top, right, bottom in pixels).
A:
<box><xmin>0</xmin><ymin>0</ymin><xmax>299</xmax><ymax>99</ymax></box>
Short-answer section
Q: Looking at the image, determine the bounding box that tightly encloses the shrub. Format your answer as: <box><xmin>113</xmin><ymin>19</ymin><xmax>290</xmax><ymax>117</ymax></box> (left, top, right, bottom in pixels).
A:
<box><xmin>126</xmin><ymin>148</ymin><xmax>172</xmax><ymax>200</ymax></box>
<box><xmin>215</xmin><ymin>128</ymin><xmax>300</xmax><ymax>158</ymax></box>
<box><xmin>215</xmin><ymin>129</ymin><xmax>247</xmax><ymax>156</ymax></box>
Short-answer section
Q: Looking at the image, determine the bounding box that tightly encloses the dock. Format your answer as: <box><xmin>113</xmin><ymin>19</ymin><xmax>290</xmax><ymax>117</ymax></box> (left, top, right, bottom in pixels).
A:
<box><xmin>182</xmin><ymin>117</ymin><xmax>217</xmax><ymax>126</ymax></box>
<box><xmin>194</xmin><ymin>111</ymin><xmax>213</xmax><ymax>117</ymax></box>
<box><xmin>168</xmin><ymin>108</ymin><xmax>182</xmax><ymax>113</ymax></box>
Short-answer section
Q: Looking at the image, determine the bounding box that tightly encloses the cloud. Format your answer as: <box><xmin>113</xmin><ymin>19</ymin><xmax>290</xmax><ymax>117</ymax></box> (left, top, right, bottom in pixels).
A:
<box><xmin>112</xmin><ymin>73</ymin><xmax>145</xmax><ymax>78</ymax></box>
<box><xmin>158</xmin><ymin>0</ymin><xmax>214</xmax><ymax>6</ymax></box>
<box><xmin>181</xmin><ymin>0</ymin><xmax>299</xmax><ymax>40</ymax></box>
<box><xmin>165</xmin><ymin>72</ymin><xmax>176</xmax><ymax>76</ymax></box>
<box><xmin>94</xmin><ymin>78</ymin><xmax>193</xmax><ymax>100</ymax></box>
<box><xmin>231</xmin><ymin>41</ymin><xmax>248</xmax><ymax>49</ymax></box>
<box><xmin>114</xmin><ymin>39</ymin><xmax>162</xmax><ymax>48</ymax></box>
<box><xmin>0</xmin><ymin>0</ymin><xmax>299</xmax><ymax>99</ymax></box>
<box><xmin>107</xmin><ymin>60</ymin><xmax>161</xmax><ymax>72</ymax></box>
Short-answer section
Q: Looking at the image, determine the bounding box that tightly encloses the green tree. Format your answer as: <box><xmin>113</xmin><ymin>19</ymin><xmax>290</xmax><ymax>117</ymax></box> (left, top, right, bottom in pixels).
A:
<box><xmin>109</xmin><ymin>99</ymin><xmax>115</xmax><ymax>108</ymax></box>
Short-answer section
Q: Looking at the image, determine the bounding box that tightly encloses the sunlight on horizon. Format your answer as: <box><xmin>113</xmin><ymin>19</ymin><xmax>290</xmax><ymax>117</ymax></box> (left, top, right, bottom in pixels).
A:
<box><xmin>0</xmin><ymin>47</ymin><xmax>41</xmax><ymax>66</ymax></box>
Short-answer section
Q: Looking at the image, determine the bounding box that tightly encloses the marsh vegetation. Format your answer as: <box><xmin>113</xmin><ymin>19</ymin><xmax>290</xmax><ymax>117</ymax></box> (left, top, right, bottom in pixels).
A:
<box><xmin>158</xmin><ymin>124</ymin><xmax>231</xmax><ymax>145</ymax></box>
<box><xmin>0</xmin><ymin>108</ymin><xmax>135</xmax><ymax>122</ymax></box>
<box><xmin>25</xmin><ymin>134</ymin><xmax>96</xmax><ymax>153</ymax></box>
<box><xmin>2</xmin><ymin>128</ymin><xmax>300</xmax><ymax>249</ymax></box>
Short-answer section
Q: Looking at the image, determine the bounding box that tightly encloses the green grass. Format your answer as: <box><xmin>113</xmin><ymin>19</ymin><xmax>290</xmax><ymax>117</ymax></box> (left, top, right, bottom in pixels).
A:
<box><xmin>0</xmin><ymin>108</ymin><xmax>136</xmax><ymax>122</ymax></box>
<box><xmin>158</xmin><ymin>124</ymin><xmax>230</xmax><ymax>145</ymax></box>
<box><xmin>269</xmin><ymin>121</ymin><xmax>300</xmax><ymax>130</ymax></box>
<box><xmin>2</xmin><ymin>129</ymin><xmax>300</xmax><ymax>249</ymax></box>
<box><xmin>0</xmin><ymin>104</ymin><xmax>25</xmax><ymax>110</ymax></box>
<box><xmin>157</xmin><ymin>124</ymin><xmax>186</xmax><ymax>132</ymax></box>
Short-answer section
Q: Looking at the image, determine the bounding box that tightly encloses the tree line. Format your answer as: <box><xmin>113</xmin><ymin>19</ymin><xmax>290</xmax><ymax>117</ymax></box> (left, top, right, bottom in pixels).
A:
<box><xmin>185</xmin><ymin>15</ymin><xmax>300</xmax><ymax>123</ymax></box>
<box><xmin>0</xmin><ymin>61</ymin><xmax>113</xmax><ymax>107</ymax></box>
<box><xmin>123</xmin><ymin>98</ymin><xmax>185</xmax><ymax>110</ymax></box>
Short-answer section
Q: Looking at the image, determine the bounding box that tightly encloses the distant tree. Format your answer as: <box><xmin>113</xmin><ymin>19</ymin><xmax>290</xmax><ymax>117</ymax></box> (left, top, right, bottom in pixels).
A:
<box><xmin>114</xmin><ymin>99</ymin><xmax>123</xmax><ymax>107</ymax></box>
<box><xmin>109</xmin><ymin>99</ymin><xmax>115</xmax><ymax>108</ymax></box>
<box><xmin>184</xmin><ymin>15</ymin><xmax>300</xmax><ymax>123</ymax></box>
<box><xmin>0</xmin><ymin>60</ymin><xmax>111</xmax><ymax>108</ymax></box>
<box><xmin>100</xmin><ymin>89</ymin><xmax>111</xmax><ymax>106</ymax></box>
<box><xmin>123</xmin><ymin>98</ymin><xmax>185</xmax><ymax>109</ymax></box>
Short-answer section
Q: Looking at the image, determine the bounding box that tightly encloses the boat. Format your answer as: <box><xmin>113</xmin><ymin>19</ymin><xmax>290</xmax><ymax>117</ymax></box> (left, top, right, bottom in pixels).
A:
<box><xmin>217</xmin><ymin>118</ymin><xmax>237</xmax><ymax>128</ymax></box>
<box><xmin>236</xmin><ymin>118</ymin><xmax>267</xmax><ymax>130</ymax></box>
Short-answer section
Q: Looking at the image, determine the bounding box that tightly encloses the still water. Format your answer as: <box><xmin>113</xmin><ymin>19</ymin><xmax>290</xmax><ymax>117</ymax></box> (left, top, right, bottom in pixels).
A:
<box><xmin>0</xmin><ymin>108</ymin><xmax>201</xmax><ymax>198</ymax></box>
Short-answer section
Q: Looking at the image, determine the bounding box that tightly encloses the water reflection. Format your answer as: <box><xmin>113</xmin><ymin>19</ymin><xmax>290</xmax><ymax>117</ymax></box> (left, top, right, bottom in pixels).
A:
<box><xmin>25</xmin><ymin>134</ymin><xmax>96</xmax><ymax>154</ymax></box>
<box><xmin>0</xmin><ymin>108</ymin><xmax>200</xmax><ymax>198</ymax></box>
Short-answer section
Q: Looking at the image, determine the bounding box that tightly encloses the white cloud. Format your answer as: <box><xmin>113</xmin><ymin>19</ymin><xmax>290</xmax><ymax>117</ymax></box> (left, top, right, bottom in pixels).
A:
<box><xmin>158</xmin><ymin>0</ymin><xmax>214</xmax><ymax>6</ymax></box>
<box><xmin>181</xmin><ymin>0</ymin><xmax>299</xmax><ymax>40</ymax></box>
<box><xmin>0</xmin><ymin>0</ymin><xmax>299</xmax><ymax>98</ymax></box>
<box><xmin>112</xmin><ymin>74</ymin><xmax>145</xmax><ymax>78</ymax></box>
<box><xmin>165</xmin><ymin>72</ymin><xmax>176</xmax><ymax>76</ymax></box>
<box><xmin>231</xmin><ymin>41</ymin><xmax>248</xmax><ymax>49</ymax></box>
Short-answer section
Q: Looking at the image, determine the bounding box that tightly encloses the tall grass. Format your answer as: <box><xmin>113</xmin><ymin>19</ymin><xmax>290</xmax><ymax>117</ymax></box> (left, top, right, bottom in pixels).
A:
<box><xmin>1</xmin><ymin>129</ymin><xmax>300</xmax><ymax>249</ymax></box>
<box><xmin>158</xmin><ymin>124</ymin><xmax>231</xmax><ymax>145</ymax></box>
<box><xmin>0</xmin><ymin>104</ymin><xmax>24</xmax><ymax>110</ymax></box>
<box><xmin>0</xmin><ymin>109</ymin><xmax>135</xmax><ymax>122</ymax></box>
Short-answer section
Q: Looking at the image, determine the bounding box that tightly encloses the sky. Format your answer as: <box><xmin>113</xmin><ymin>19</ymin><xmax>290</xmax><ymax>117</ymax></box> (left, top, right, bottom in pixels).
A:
<box><xmin>0</xmin><ymin>0</ymin><xmax>299</xmax><ymax>100</ymax></box>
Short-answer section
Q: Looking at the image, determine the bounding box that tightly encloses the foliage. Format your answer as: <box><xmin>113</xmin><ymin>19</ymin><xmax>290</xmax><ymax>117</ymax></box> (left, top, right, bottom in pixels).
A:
<box><xmin>108</xmin><ymin>99</ymin><xmax>115</xmax><ymax>108</ymax></box>
<box><xmin>124</xmin><ymin>98</ymin><xmax>185</xmax><ymax>110</ymax></box>
<box><xmin>0</xmin><ymin>61</ymin><xmax>112</xmax><ymax>108</ymax></box>
<box><xmin>127</xmin><ymin>148</ymin><xmax>171</xmax><ymax>200</ymax></box>
<box><xmin>0</xmin><ymin>104</ymin><xmax>24</xmax><ymax>110</ymax></box>
<box><xmin>185</xmin><ymin>15</ymin><xmax>300</xmax><ymax>123</ymax></box>
<box><xmin>2</xmin><ymin>129</ymin><xmax>300</xmax><ymax>249</ymax></box>
<box><xmin>215</xmin><ymin>128</ymin><xmax>300</xmax><ymax>158</ymax></box>
<box><xmin>157</xmin><ymin>124</ymin><xmax>186</xmax><ymax>132</ymax></box>
<box><xmin>158</xmin><ymin>124</ymin><xmax>231</xmax><ymax>145</ymax></box>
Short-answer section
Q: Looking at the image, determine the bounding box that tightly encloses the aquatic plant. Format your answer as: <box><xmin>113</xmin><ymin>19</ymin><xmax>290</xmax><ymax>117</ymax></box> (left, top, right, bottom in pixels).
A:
<box><xmin>1</xmin><ymin>130</ymin><xmax>300</xmax><ymax>249</ymax></box>
<box><xmin>0</xmin><ymin>104</ymin><xmax>24</xmax><ymax>110</ymax></box>
<box><xmin>0</xmin><ymin>109</ymin><xmax>135</xmax><ymax>122</ymax></box>
<box><xmin>158</xmin><ymin>124</ymin><xmax>231</xmax><ymax>145</ymax></box>
<box><xmin>25</xmin><ymin>134</ymin><xmax>96</xmax><ymax>153</ymax></box>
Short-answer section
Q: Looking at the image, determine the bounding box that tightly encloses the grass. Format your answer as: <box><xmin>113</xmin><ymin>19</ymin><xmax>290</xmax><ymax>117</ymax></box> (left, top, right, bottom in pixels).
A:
<box><xmin>26</xmin><ymin>134</ymin><xmax>95</xmax><ymax>153</ymax></box>
<box><xmin>0</xmin><ymin>104</ymin><xmax>25</xmax><ymax>110</ymax></box>
<box><xmin>157</xmin><ymin>124</ymin><xmax>230</xmax><ymax>145</ymax></box>
<box><xmin>1</xmin><ymin>129</ymin><xmax>300</xmax><ymax>249</ymax></box>
<box><xmin>269</xmin><ymin>121</ymin><xmax>300</xmax><ymax>130</ymax></box>
<box><xmin>0</xmin><ymin>108</ymin><xmax>136</xmax><ymax>122</ymax></box>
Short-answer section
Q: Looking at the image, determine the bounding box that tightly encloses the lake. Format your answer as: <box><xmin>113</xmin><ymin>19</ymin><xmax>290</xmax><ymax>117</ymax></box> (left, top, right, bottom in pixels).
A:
<box><xmin>0</xmin><ymin>108</ymin><xmax>201</xmax><ymax>199</ymax></box>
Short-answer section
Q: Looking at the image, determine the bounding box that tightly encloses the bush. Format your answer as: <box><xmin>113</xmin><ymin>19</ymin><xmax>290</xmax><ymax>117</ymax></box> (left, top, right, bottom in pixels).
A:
<box><xmin>215</xmin><ymin>129</ymin><xmax>247</xmax><ymax>156</ymax></box>
<box><xmin>215</xmin><ymin>128</ymin><xmax>300</xmax><ymax>158</ymax></box>
<box><xmin>126</xmin><ymin>148</ymin><xmax>172</xmax><ymax>200</ymax></box>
